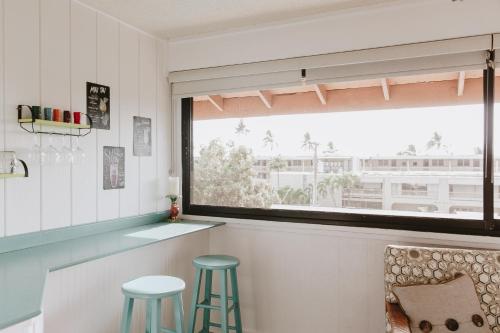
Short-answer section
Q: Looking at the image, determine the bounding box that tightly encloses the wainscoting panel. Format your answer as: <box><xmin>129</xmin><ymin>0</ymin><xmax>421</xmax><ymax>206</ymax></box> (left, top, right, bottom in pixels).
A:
<box><xmin>40</xmin><ymin>0</ymin><xmax>72</xmax><ymax>231</ymax></box>
<box><xmin>139</xmin><ymin>35</ymin><xmax>159</xmax><ymax>215</ymax></box>
<box><xmin>43</xmin><ymin>230</ymin><xmax>210</xmax><ymax>333</ymax></box>
<box><xmin>4</xmin><ymin>0</ymin><xmax>41</xmax><ymax>236</ymax></box>
<box><xmin>206</xmin><ymin>218</ymin><xmax>500</xmax><ymax>333</ymax></box>
<box><xmin>156</xmin><ymin>40</ymin><xmax>170</xmax><ymax>212</ymax></box>
<box><xmin>118</xmin><ymin>24</ymin><xmax>140</xmax><ymax>218</ymax></box>
<box><xmin>0</xmin><ymin>0</ymin><xmax>167</xmax><ymax>237</ymax></box>
<box><xmin>96</xmin><ymin>12</ymin><xmax>120</xmax><ymax>221</ymax></box>
<box><xmin>70</xmin><ymin>1</ymin><xmax>98</xmax><ymax>226</ymax></box>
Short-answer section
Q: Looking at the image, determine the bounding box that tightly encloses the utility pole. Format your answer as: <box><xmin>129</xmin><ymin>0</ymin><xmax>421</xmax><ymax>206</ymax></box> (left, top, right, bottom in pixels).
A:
<box><xmin>312</xmin><ymin>143</ymin><xmax>319</xmax><ymax>205</ymax></box>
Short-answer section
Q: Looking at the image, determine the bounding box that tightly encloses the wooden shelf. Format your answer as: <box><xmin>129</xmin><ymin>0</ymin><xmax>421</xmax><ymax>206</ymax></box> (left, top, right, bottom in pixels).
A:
<box><xmin>18</xmin><ymin>118</ymin><xmax>90</xmax><ymax>129</ymax></box>
<box><xmin>0</xmin><ymin>173</ymin><xmax>26</xmax><ymax>179</ymax></box>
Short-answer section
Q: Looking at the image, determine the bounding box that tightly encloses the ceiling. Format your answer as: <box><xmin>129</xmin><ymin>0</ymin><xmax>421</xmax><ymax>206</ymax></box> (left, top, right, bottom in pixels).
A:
<box><xmin>78</xmin><ymin>0</ymin><xmax>406</xmax><ymax>39</ymax></box>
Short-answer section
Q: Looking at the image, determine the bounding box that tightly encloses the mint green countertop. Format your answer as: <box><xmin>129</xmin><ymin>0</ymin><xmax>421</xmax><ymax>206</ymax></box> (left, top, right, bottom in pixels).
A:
<box><xmin>0</xmin><ymin>218</ymin><xmax>223</xmax><ymax>329</ymax></box>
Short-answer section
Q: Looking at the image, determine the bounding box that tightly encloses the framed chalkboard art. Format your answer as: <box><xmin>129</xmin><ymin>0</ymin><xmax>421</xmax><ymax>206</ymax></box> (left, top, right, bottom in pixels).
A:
<box><xmin>87</xmin><ymin>82</ymin><xmax>110</xmax><ymax>130</ymax></box>
<box><xmin>133</xmin><ymin>116</ymin><xmax>152</xmax><ymax>156</ymax></box>
<box><xmin>103</xmin><ymin>146</ymin><xmax>125</xmax><ymax>190</ymax></box>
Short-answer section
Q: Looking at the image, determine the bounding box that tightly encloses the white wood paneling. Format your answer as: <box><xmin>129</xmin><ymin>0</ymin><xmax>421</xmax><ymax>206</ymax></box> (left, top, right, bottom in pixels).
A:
<box><xmin>0</xmin><ymin>0</ymin><xmax>166</xmax><ymax>237</ymax></box>
<box><xmin>156</xmin><ymin>40</ymin><xmax>169</xmax><ymax>212</ymax></box>
<box><xmin>119</xmin><ymin>25</ymin><xmax>140</xmax><ymax>217</ymax></box>
<box><xmin>96</xmin><ymin>13</ymin><xmax>120</xmax><ymax>221</ymax></box>
<box><xmin>139</xmin><ymin>35</ymin><xmax>158</xmax><ymax>214</ymax></box>
<box><xmin>70</xmin><ymin>2</ymin><xmax>97</xmax><ymax>226</ymax></box>
<box><xmin>4</xmin><ymin>0</ymin><xmax>41</xmax><ymax>236</ymax></box>
<box><xmin>200</xmin><ymin>216</ymin><xmax>500</xmax><ymax>333</ymax></box>
<box><xmin>43</xmin><ymin>231</ymin><xmax>209</xmax><ymax>333</ymax></box>
<box><xmin>40</xmin><ymin>0</ymin><xmax>71</xmax><ymax>230</ymax></box>
<box><xmin>0</xmin><ymin>0</ymin><xmax>5</xmax><ymax>237</ymax></box>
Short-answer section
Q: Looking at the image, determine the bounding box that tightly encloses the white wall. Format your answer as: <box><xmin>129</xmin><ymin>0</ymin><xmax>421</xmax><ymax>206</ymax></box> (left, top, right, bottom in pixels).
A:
<box><xmin>0</xmin><ymin>0</ymin><xmax>170</xmax><ymax>236</ymax></box>
<box><xmin>167</xmin><ymin>0</ymin><xmax>500</xmax><ymax>71</ymax></box>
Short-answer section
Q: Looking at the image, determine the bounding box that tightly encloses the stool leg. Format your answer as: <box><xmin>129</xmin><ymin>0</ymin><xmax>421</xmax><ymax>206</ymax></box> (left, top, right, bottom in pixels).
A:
<box><xmin>230</xmin><ymin>268</ymin><xmax>243</xmax><ymax>333</ymax></box>
<box><xmin>202</xmin><ymin>270</ymin><xmax>213</xmax><ymax>333</ymax></box>
<box><xmin>150</xmin><ymin>299</ymin><xmax>161</xmax><ymax>333</ymax></box>
<box><xmin>120</xmin><ymin>296</ymin><xmax>134</xmax><ymax>333</ymax></box>
<box><xmin>174</xmin><ymin>293</ymin><xmax>185</xmax><ymax>333</ymax></box>
<box><xmin>220</xmin><ymin>270</ymin><xmax>229</xmax><ymax>333</ymax></box>
<box><xmin>146</xmin><ymin>300</ymin><xmax>153</xmax><ymax>333</ymax></box>
<box><xmin>188</xmin><ymin>267</ymin><xmax>203</xmax><ymax>333</ymax></box>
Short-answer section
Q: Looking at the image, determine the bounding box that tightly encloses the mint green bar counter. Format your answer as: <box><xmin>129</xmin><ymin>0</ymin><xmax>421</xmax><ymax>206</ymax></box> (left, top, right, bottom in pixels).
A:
<box><xmin>0</xmin><ymin>213</ymin><xmax>223</xmax><ymax>330</ymax></box>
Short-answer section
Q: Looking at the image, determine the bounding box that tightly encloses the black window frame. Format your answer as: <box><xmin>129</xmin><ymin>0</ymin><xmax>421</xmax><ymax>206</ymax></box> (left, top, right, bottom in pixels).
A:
<box><xmin>181</xmin><ymin>52</ymin><xmax>499</xmax><ymax>236</ymax></box>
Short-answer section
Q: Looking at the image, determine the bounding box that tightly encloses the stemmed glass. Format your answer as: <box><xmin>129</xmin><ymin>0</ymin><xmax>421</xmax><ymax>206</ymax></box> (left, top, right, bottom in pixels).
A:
<box><xmin>28</xmin><ymin>134</ymin><xmax>44</xmax><ymax>164</ymax></box>
<box><xmin>60</xmin><ymin>136</ymin><xmax>73</xmax><ymax>164</ymax></box>
<box><xmin>71</xmin><ymin>137</ymin><xmax>86</xmax><ymax>164</ymax></box>
<box><xmin>43</xmin><ymin>135</ymin><xmax>61</xmax><ymax>165</ymax></box>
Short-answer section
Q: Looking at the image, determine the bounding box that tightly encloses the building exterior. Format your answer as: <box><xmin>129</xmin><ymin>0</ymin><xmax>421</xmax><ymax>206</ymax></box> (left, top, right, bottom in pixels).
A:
<box><xmin>254</xmin><ymin>154</ymin><xmax>496</xmax><ymax>217</ymax></box>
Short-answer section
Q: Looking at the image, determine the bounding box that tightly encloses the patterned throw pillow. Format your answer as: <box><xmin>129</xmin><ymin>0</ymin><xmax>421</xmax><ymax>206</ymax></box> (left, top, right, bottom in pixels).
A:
<box><xmin>393</xmin><ymin>274</ymin><xmax>490</xmax><ymax>333</ymax></box>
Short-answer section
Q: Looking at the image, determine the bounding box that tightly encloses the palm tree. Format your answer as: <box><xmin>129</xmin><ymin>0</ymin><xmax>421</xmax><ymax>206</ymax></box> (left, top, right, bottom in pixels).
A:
<box><xmin>398</xmin><ymin>144</ymin><xmax>417</xmax><ymax>156</ymax></box>
<box><xmin>302</xmin><ymin>132</ymin><xmax>320</xmax><ymax>205</ymax></box>
<box><xmin>324</xmin><ymin>141</ymin><xmax>338</xmax><ymax>154</ymax></box>
<box><xmin>277</xmin><ymin>186</ymin><xmax>311</xmax><ymax>205</ymax></box>
<box><xmin>235</xmin><ymin>119</ymin><xmax>249</xmax><ymax>135</ymax></box>
<box><xmin>270</xmin><ymin>156</ymin><xmax>287</xmax><ymax>187</ymax></box>
<box><xmin>263</xmin><ymin>130</ymin><xmax>276</xmax><ymax>150</ymax></box>
<box><xmin>318</xmin><ymin>174</ymin><xmax>360</xmax><ymax>207</ymax></box>
<box><xmin>426</xmin><ymin>132</ymin><xmax>443</xmax><ymax>150</ymax></box>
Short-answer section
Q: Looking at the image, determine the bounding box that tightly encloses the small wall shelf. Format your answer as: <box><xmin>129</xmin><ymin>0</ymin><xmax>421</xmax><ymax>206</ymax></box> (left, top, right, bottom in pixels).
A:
<box><xmin>17</xmin><ymin>105</ymin><xmax>92</xmax><ymax>137</ymax></box>
<box><xmin>0</xmin><ymin>173</ymin><xmax>27</xmax><ymax>179</ymax></box>
<box><xmin>0</xmin><ymin>151</ymin><xmax>28</xmax><ymax>178</ymax></box>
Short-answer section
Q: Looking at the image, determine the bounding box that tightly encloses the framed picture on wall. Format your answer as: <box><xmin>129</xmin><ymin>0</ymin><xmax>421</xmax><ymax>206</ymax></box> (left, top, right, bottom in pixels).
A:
<box><xmin>87</xmin><ymin>82</ymin><xmax>110</xmax><ymax>130</ymax></box>
<box><xmin>103</xmin><ymin>146</ymin><xmax>125</xmax><ymax>190</ymax></box>
<box><xmin>133</xmin><ymin>116</ymin><xmax>152</xmax><ymax>156</ymax></box>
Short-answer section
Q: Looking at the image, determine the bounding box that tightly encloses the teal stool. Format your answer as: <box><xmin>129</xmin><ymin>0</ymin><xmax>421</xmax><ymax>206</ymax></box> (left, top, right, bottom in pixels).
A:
<box><xmin>188</xmin><ymin>255</ymin><xmax>242</xmax><ymax>333</ymax></box>
<box><xmin>120</xmin><ymin>275</ymin><xmax>185</xmax><ymax>333</ymax></box>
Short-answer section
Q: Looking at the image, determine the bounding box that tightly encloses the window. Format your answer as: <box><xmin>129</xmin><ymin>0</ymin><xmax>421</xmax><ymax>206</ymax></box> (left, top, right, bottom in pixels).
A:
<box><xmin>179</xmin><ymin>40</ymin><xmax>498</xmax><ymax>235</ymax></box>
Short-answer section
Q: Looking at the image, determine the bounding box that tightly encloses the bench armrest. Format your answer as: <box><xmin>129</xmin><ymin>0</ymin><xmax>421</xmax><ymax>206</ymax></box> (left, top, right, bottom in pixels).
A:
<box><xmin>386</xmin><ymin>302</ymin><xmax>411</xmax><ymax>333</ymax></box>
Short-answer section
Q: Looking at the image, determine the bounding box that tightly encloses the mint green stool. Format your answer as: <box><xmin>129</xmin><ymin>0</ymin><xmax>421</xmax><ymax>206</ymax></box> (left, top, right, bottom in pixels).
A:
<box><xmin>120</xmin><ymin>275</ymin><xmax>185</xmax><ymax>333</ymax></box>
<box><xmin>188</xmin><ymin>255</ymin><xmax>242</xmax><ymax>333</ymax></box>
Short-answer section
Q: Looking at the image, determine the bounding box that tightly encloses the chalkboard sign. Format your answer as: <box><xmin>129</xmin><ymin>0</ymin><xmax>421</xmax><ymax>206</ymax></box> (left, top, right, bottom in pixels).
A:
<box><xmin>87</xmin><ymin>82</ymin><xmax>110</xmax><ymax>130</ymax></box>
<box><xmin>103</xmin><ymin>146</ymin><xmax>125</xmax><ymax>190</ymax></box>
<box><xmin>133</xmin><ymin>116</ymin><xmax>152</xmax><ymax>156</ymax></box>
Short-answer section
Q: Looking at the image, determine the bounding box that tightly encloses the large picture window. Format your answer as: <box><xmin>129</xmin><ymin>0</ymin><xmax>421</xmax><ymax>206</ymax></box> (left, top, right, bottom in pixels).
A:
<box><xmin>178</xmin><ymin>41</ymin><xmax>499</xmax><ymax>235</ymax></box>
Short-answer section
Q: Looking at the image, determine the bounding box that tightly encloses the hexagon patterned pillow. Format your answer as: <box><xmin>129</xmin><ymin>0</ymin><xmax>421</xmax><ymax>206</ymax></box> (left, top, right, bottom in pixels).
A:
<box><xmin>393</xmin><ymin>274</ymin><xmax>490</xmax><ymax>333</ymax></box>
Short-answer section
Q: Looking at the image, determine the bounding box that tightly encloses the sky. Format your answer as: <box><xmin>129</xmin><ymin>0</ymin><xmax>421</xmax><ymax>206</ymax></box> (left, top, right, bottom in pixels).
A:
<box><xmin>193</xmin><ymin>103</ymin><xmax>494</xmax><ymax>157</ymax></box>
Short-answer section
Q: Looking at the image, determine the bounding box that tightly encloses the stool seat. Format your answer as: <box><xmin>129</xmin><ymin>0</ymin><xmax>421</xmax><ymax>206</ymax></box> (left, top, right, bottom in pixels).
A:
<box><xmin>122</xmin><ymin>275</ymin><xmax>185</xmax><ymax>299</ymax></box>
<box><xmin>193</xmin><ymin>255</ymin><xmax>240</xmax><ymax>270</ymax></box>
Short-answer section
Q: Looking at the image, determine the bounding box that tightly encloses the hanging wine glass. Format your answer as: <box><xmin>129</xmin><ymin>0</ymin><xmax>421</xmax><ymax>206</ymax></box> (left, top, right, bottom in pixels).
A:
<box><xmin>45</xmin><ymin>135</ymin><xmax>61</xmax><ymax>165</ymax></box>
<box><xmin>28</xmin><ymin>134</ymin><xmax>42</xmax><ymax>164</ymax></box>
<box><xmin>60</xmin><ymin>136</ymin><xmax>73</xmax><ymax>164</ymax></box>
<box><xmin>72</xmin><ymin>136</ymin><xmax>86</xmax><ymax>164</ymax></box>
<box><xmin>9</xmin><ymin>153</ymin><xmax>24</xmax><ymax>174</ymax></box>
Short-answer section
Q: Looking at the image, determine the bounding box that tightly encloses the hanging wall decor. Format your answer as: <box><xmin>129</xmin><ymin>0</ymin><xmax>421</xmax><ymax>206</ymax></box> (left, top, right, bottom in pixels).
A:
<box><xmin>103</xmin><ymin>146</ymin><xmax>125</xmax><ymax>190</ymax></box>
<box><xmin>133</xmin><ymin>116</ymin><xmax>152</xmax><ymax>156</ymax></box>
<box><xmin>86</xmin><ymin>82</ymin><xmax>110</xmax><ymax>130</ymax></box>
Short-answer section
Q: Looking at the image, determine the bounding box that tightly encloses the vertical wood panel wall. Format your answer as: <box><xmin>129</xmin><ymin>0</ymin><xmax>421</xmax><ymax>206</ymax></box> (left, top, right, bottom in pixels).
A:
<box><xmin>207</xmin><ymin>222</ymin><xmax>500</xmax><ymax>333</ymax></box>
<box><xmin>43</xmin><ymin>231</ymin><xmax>209</xmax><ymax>333</ymax></box>
<box><xmin>0</xmin><ymin>0</ymin><xmax>169</xmax><ymax>236</ymax></box>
